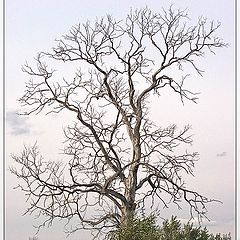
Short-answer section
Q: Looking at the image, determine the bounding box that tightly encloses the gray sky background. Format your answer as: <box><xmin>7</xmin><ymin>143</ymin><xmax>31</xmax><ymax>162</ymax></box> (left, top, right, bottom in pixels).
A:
<box><xmin>4</xmin><ymin>0</ymin><xmax>235</xmax><ymax>240</ymax></box>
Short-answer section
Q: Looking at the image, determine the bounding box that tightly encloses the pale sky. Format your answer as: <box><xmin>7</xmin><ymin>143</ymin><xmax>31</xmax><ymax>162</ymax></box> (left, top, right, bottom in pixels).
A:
<box><xmin>4</xmin><ymin>0</ymin><xmax>235</xmax><ymax>240</ymax></box>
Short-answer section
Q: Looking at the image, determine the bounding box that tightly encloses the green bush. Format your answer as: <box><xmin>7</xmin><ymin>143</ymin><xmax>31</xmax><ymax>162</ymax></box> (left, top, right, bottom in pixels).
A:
<box><xmin>159</xmin><ymin>216</ymin><xmax>212</xmax><ymax>239</ymax></box>
<box><xmin>109</xmin><ymin>215</ymin><xmax>161</xmax><ymax>240</ymax></box>
<box><xmin>109</xmin><ymin>215</ymin><xmax>231</xmax><ymax>240</ymax></box>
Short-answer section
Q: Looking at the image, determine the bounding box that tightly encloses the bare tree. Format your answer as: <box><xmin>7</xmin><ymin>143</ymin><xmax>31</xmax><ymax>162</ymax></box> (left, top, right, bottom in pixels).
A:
<box><xmin>11</xmin><ymin>6</ymin><xmax>226</xmax><ymax>239</ymax></box>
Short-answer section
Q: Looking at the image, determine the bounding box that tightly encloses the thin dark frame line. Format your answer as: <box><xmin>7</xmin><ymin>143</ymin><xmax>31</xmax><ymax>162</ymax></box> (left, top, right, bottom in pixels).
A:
<box><xmin>234</xmin><ymin>0</ymin><xmax>238</xmax><ymax>239</ymax></box>
<box><xmin>2</xmin><ymin>0</ymin><xmax>6</xmax><ymax>239</ymax></box>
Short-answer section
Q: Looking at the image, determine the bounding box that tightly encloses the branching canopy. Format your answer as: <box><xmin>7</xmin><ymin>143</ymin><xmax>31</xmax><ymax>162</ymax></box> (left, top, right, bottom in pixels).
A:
<box><xmin>11</xmin><ymin>6</ymin><xmax>226</xmax><ymax>239</ymax></box>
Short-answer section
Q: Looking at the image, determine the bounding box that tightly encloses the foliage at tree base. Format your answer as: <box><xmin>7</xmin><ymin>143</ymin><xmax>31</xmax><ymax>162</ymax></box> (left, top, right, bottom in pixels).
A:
<box><xmin>108</xmin><ymin>216</ymin><xmax>231</xmax><ymax>240</ymax></box>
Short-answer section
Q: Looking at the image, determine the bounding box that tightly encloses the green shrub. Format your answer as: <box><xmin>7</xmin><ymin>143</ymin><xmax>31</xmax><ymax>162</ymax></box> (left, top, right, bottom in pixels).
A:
<box><xmin>159</xmin><ymin>216</ymin><xmax>212</xmax><ymax>240</ymax></box>
<box><xmin>109</xmin><ymin>215</ymin><xmax>231</xmax><ymax>240</ymax></box>
<box><xmin>159</xmin><ymin>216</ymin><xmax>231</xmax><ymax>240</ymax></box>
<box><xmin>109</xmin><ymin>215</ymin><xmax>161</xmax><ymax>240</ymax></box>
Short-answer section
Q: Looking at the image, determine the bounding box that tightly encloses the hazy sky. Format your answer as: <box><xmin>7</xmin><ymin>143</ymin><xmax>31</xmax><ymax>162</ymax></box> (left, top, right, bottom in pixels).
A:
<box><xmin>5</xmin><ymin>0</ymin><xmax>235</xmax><ymax>240</ymax></box>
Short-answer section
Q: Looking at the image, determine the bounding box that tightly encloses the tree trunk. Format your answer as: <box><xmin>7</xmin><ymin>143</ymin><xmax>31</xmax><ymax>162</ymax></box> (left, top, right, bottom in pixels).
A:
<box><xmin>121</xmin><ymin>140</ymin><xmax>140</xmax><ymax>224</ymax></box>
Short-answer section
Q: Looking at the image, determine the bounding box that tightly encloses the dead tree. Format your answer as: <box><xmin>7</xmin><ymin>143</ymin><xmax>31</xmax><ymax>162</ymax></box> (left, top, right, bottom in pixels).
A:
<box><xmin>11</xmin><ymin>6</ymin><xmax>226</xmax><ymax>239</ymax></box>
